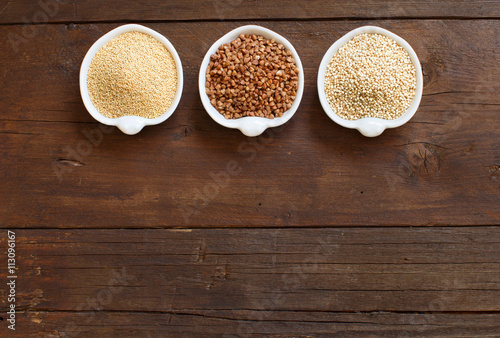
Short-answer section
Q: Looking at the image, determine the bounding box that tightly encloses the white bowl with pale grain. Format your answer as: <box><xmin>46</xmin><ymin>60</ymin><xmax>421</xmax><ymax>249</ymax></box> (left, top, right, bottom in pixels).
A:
<box><xmin>80</xmin><ymin>24</ymin><xmax>183</xmax><ymax>135</ymax></box>
<box><xmin>317</xmin><ymin>26</ymin><xmax>423</xmax><ymax>137</ymax></box>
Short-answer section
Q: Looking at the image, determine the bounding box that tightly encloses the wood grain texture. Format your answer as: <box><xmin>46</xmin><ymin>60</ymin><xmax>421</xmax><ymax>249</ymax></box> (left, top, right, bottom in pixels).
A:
<box><xmin>0</xmin><ymin>228</ymin><xmax>499</xmax><ymax>337</ymax></box>
<box><xmin>1</xmin><ymin>0</ymin><xmax>500</xmax><ymax>24</ymax></box>
<box><xmin>0</xmin><ymin>20</ymin><xmax>499</xmax><ymax>228</ymax></box>
<box><xmin>1</xmin><ymin>2</ymin><xmax>499</xmax><ymax>336</ymax></box>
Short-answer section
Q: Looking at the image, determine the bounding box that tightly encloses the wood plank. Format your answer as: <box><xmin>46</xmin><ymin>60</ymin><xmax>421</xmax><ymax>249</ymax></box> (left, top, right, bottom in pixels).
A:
<box><xmin>0</xmin><ymin>228</ymin><xmax>498</xmax><ymax>336</ymax></box>
<box><xmin>1</xmin><ymin>20</ymin><xmax>499</xmax><ymax>228</ymax></box>
<box><xmin>1</xmin><ymin>0</ymin><xmax>500</xmax><ymax>24</ymax></box>
<box><xmin>3</xmin><ymin>311</ymin><xmax>500</xmax><ymax>337</ymax></box>
<box><xmin>2</xmin><ymin>227</ymin><xmax>500</xmax><ymax>311</ymax></box>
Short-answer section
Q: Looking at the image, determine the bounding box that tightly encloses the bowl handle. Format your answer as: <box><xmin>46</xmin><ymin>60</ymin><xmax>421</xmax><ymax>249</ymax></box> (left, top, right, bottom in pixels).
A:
<box><xmin>357</xmin><ymin>120</ymin><xmax>387</xmax><ymax>137</ymax></box>
<box><xmin>239</xmin><ymin>122</ymin><xmax>268</xmax><ymax>137</ymax></box>
<box><xmin>116</xmin><ymin>117</ymin><xmax>146</xmax><ymax>135</ymax></box>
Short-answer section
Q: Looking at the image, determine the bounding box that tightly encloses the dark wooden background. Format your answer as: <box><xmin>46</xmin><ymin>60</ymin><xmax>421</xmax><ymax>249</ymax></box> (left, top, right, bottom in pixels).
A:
<box><xmin>1</xmin><ymin>0</ymin><xmax>499</xmax><ymax>336</ymax></box>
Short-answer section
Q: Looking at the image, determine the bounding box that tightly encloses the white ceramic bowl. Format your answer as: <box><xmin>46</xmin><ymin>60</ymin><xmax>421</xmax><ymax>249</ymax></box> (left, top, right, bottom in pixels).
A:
<box><xmin>80</xmin><ymin>24</ymin><xmax>183</xmax><ymax>135</ymax></box>
<box><xmin>199</xmin><ymin>25</ymin><xmax>304</xmax><ymax>137</ymax></box>
<box><xmin>317</xmin><ymin>26</ymin><xmax>423</xmax><ymax>137</ymax></box>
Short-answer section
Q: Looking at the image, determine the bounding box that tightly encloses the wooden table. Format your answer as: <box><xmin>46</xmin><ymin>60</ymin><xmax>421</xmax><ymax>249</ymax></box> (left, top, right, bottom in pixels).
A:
<box><xmin>1</xmin><ymin>1</ymin><xmax>499</xmax><ymax>336</ymax></box>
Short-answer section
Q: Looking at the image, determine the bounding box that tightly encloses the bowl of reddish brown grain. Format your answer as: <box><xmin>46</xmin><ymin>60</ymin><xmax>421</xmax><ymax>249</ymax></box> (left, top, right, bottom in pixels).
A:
<box><xmin>199</xmin><ymin>25</ymin><xmax>304</xmax><ymax>137</ymax></box>
<box><xmin>317</xmin><ymin>26</ymin><xmax>423</xmax><ymax>137</ymax></box>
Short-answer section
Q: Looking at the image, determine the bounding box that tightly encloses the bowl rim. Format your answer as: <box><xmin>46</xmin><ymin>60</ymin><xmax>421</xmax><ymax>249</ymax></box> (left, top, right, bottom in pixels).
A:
<box><xmin>317</xmin><ymin>25</ymin><xmax>423</xmax><ymax>137</ymax></box>
<box><xmin>198</xmin><ymin>24</ymin><xmax>304</xmax><ymax>137</ymax></box>
<box><xmin>79</xmin><ymin>24</ymin><xmax>184</xmax><ymax>135</ymax></box>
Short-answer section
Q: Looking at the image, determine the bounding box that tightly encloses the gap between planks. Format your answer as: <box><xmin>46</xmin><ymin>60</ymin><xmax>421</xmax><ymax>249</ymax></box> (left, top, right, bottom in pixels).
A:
<box><xmin>1</xmin><ymin>16</ymin><xmax>500</xmax><ymax>27</ymax></box>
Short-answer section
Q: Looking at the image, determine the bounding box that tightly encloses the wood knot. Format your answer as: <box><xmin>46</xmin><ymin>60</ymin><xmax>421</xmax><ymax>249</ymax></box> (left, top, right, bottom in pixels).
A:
<box><xmin>173</xmin><ymin>125</ymin><xmax>193</xmax><ymax>140</ymax></box>
<box><xmin>421</xmin><ymin>55</ymin><xmax>445</xmax><ymax>89</ymax></box>
<box><xmin>196</xmin><ymin>239</ymin><xmax>206</xmax><ymax>263</ymax></box>
<box><xmin>57</xmin><ymin>158</ymin><xmax>85</xmax><ymax>167</ymax></box>
<box><xmin>490</xmin><ymin>164</ymin><xmax>500</xmax><ymax>184</ymax></box>
<box><xmin>214</xmin><ymin>265</ymin><xmax>228</xmax><ymax>280</ymax></box>
<box><xmin>57</xmin><ymin>60</ymin><xmax>76</xmax><ymax>74</ymax></box>
<box><xmin>463</xmin><ymin>142</ymin><xmax>475</xmax><ymax>155</ymax></box>
<box><xmin>404</xmin><ymin>143</ymin><xmax>443</xmax><ymax>175</ymax></box>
